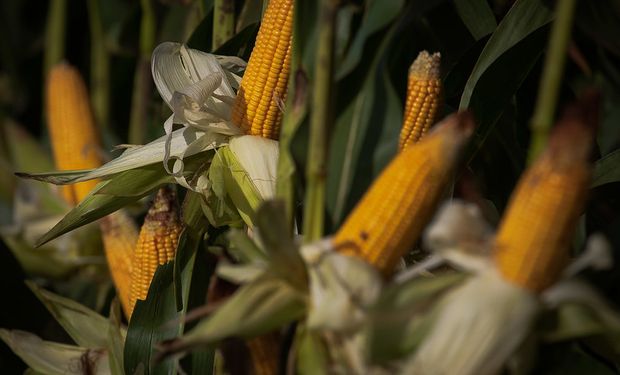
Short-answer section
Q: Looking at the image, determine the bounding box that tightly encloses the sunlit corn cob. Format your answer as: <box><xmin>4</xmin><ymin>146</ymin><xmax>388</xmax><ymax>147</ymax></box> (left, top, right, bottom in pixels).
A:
<box><xmin>100</xmin><ymin>211</ymin><xmax>139</xmax><ymax>317</ymax></box>
<box><xmin>129</xmin><ymin>187</ymin><xmax>182</xmax><ymax>316</ymax></box>
<box><xmin>399</xmin><ymin>51</ymin><xmax>442</xmax><ymax>151</ymax></box>
<box><xmin>231</xmin><ymin>0</ymin><xmax>293</xmax><ymax>139</ymax></box>
<box><xmin>46</xmin><ymin>63</ymin><xmax>103</xmax><ymax>204</ymax></box>
<box><xmin>247</xmin><ymin>333</ymin><xmax>281</xmax><ymax>375</ymax></box>
<box><xmin>494</xmin><ymin>92</ymin><xmax>598</xmax><ymax>292</ymax></box>
<box><xmin>333</xmin><ymin>112</ymin><xmax>474</xmax><ymax>276</ymax></box>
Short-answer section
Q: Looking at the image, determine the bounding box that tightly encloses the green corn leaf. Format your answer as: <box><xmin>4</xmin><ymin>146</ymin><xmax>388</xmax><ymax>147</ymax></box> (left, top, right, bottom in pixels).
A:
<box><xmin>0</xmin><ymin>329</ymin><xmax>110</xmax><ymax>375</ymax></box>
<box><xmin>26</xmin><ymin>281</ymin><xmax>115</xmax><ymax>349</ymax></box>
<box><xmin>454</xmin><ymin>0</ymin><xmax>497</xmax><ymax>41</ymax></box>
<box><xmin>366</xmin><ymin>272</ymin><xmax>467</xmax><ymax>363</ymax></box>
<box><xmin>158</xmin><ymin>276</ymin><xmax>306</xmax><ymax>358</ymax></box>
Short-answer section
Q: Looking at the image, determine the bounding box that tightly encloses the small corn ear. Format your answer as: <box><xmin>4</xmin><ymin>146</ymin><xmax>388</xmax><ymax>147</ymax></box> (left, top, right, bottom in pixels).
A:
<box><xmin>333</xmin><ymin>112</ymin><xmax>474</xmax><ymax>276</ymax></box>
<box><xmin>46</xmin><ymin>63</ymin><xmax>103</xmax><ymax>204</ymax></box>
<box><xmin>231</xmin><ymin>0</ymin><xmax>293</xmax><ymax>139</ymax></box>
<box><xmin>129</xmin><ymin>187</ymin><xmax>182</xmax><ymax>317</ymax></box>
<box><xmin>100</xmin><ymin>211</ymin><xmax>139</xmax><ymax>318</ymax></box>
<box><xmin>494</xmin><ymin>93</ymin><xmax>598</xmax><ymax>292</ymax></box>
<box><xmin>399</xmin><ymin>51</ymin><xmax>442</xmax><ymax>151</ymax></box>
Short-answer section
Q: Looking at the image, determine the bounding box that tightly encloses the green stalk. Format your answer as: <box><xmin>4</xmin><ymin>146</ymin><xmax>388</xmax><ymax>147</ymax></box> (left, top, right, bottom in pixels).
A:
<box><xmin>302</xmin><ymin>0</ymin><xmax>338</xmax><ymax>243</ymax></box>
<box><xmin>87</xmin><ymin>0</ymin><xmax>110</xmax><ymax>130</ymax></box>
<box><xmin>527</xmin><ymin>0</ymin><xmax>577</xmax><ymax>164</ymax></box>
<box><xmin>43</xmin><ymin>0</ymin><xmax>67</xmax><ymax>78</ymax></box>
<box><xmin>212</xmin><ymin>0</ymin><xmax>235</xmax><ymax>50</ymax></box>
<box><xmin>128</xmin><ymin>0</ymin><xmax>156</xmax><ymax>145</ymax></box>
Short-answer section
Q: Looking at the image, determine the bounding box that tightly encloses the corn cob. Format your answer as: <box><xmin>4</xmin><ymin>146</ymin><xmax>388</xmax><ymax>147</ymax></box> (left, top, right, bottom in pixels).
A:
<box><xmin>333</xmin><ymin>112</ymin><xmax>474</xmax><ymax>276</ymax></box>
<box><xmin>494</xmin><ymin>93</ymin><xmax>597</xmax><ymax>292</ymax></box>
<box><xmin>100</xmin><ymin>211</ymin><xmax>138</xmax><ymax>317</ymax></box>
<box><xmin>231</xmin><ymin>0</ymin><xmax>293</xmax><ymax>139</ymax></box>
<box><xmin>129</xmin><ymin>187</ymin><xmax>182</xmax><ymax>316</ymax></box>
<box><xmin>46</xmin><ymin>63</ymin><xmax>103</xmax><ymax>204</ymax></box>
<box><xmin>399</xmin><ymin>51</ymin><xmax>442</xmax><ymax>151</ymax></box>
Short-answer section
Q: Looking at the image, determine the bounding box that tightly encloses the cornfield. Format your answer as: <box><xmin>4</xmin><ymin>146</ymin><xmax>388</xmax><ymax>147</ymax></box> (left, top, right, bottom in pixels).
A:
<box><xmin>1</xmin><ymin>0</ymin><xmax>620</xmax><ymax>374</ymax></box>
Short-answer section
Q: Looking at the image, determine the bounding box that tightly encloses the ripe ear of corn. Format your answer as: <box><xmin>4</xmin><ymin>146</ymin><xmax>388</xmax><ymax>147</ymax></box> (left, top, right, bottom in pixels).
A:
<box><xmin>494</xmin><ymin>92</ymin><xmax>598</xmax><ymax>292</ymax></box>
<box><xmin>399</xmin><ymin>51</ymin><xmax>442</xmax><ymax>151</ymax></box>
<box><xmin>129</xmin><ymin>187</ymin><xmax>182</xmax><ymax>317</ymax></box>
<box><xmin>231</xmin><ymin>0</ymin><xmax>293</xmax><ymax>139</ymax></box>
<box><xmin>100</xmin><ymin>210</ymin><xmax>139</xmax><ymax>318</ymax></box>
<box><xmin>333</xmin><ymin>112</ymin><xmax>474</xmax><ymax>276</ymax></box>
<box><xmin>46</xmin><ymin>63</ymin><xmax>103</xmax><ymax>204</ymax></box>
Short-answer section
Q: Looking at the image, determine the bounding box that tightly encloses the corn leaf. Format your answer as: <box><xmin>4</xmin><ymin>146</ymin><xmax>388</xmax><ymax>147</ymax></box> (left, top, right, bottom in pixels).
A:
<box><xmin>26</xmin><ymin>281</ymin><xmax>114</xmax><ymax>349</ymax></box>
<box><xmin>124</xmin><ymin>263</ymin><xmax>181</xmax><ymax>375</ymax></box>
<box><xmin>125</xmin><ymin>191</ymin><xmax>208</xmax><ymax>375</ymax></box>
<box><xmin>227</xmin><ymin>228</ymin><xmax>268</xmax><ymax>263</ymax></box>
<box><xmin>208</xmin><ymin>145</ymin><xmax>262</xmax><ymax>227</ymax></box>
<box><xmin>365</xmin><ymin>272</ymin><xmax>466</xmax><ymax>363</ymax></box>
<box><xmin>454</xmin><ymin>0</ymin><xmax>497</xmax><ymax>41</ymax></box>
<box><xmin>18</xmin><ymin>128</ymin><xmax>215</xmax><ymax>185</ymax></box>
<box><xmin>592</xmin><ymin>148</ymin><xmax>620</xmax><ymax>187</ymax></box>
<box><xmin>459</xmin><ymin>0</ymin><xmax>553</xmax><ymax>109</ymax></box>
<box><xmin>336</xmin><ymin>0</ymin><xmax>404</xmax><ymax>79</ymax></box>
<box><xmin>459</xmin><ymin>0</ymin><xmax>552</xmax><ymax>159</ymax></box>
<box><xmin>36</xmin><ymin>182</ymin><xmax>141</xmax><ymax>246</ymax></box>
<box><xmin>159</xmin><ymin>276</ymin><xmax>306</xmax><ymax>357</ymax></box>
<box><xmin>327</xmin><ymin>22</ymin><xmax>402</xmax><ymax>227</ymax></box>
<box><xmin>107</xmin><ymin>301</ymin><xmax>125</xmax><ymax>375</ymax></box>
<box><xmin>0</xmin><ymin>329</ymin><xmax>110</xmax><ymax>375</ymax></box>
<box><xmin>255</xmin><ymin>201</ymin><xmax>306</xmax><ymax>285</ymax></box>
<box><xmin>296</xmin><ymin>326</ymin><xmax>329</xmax><ymax>375</ymax></box>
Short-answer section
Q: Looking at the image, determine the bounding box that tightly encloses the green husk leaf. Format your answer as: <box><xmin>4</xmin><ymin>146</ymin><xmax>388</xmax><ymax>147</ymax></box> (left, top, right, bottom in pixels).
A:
<box><xmin>35</xmin><ymin>181</ymin><xmax>141</xmax><ymax>246</ymax></box>
<box><xmin>540</xmin><ymin>303</ymin><xmax>615</xmax><ymax>342</ymax></box>
<box><xmin>255</xmin><ymin>201</ymin><xmax>306</xmax><ymax>285</ymax></box>
<box><xmin>296</xmin><ymin>326</ymin><xmax>329</xmax><ymax>375</ymax></box>
<box><xmin>216</xmin><ymin>262</ymin><xmax>265</xmax><ymax>284</ymax></box>
<box><xmin>365</xmin><ymin>272</ymin><xmax>467</xmax><ymax>363</ymax></box>
<box><xmin>208</xmin><ymin>145</ymin><xmax>262</xmax><ymax>227</ymax></box>
<box><xmin>159</xmin><ymin>276</ymin><xmax>306</xmax><ymax>357</ymax></box>
<box><xmin>227</xmin><ymin>228</ymin><xmax>268</xmax><ymax>263</ymax></box>
<box><xmin>25</xmin><ymin>281</ymin><xmax>113</xmax><ymax>348</ymax></box>
<box><xmin>0</xmin><ymin>329</ymin><xmax>110</xmax><ymax>375</ymax></box>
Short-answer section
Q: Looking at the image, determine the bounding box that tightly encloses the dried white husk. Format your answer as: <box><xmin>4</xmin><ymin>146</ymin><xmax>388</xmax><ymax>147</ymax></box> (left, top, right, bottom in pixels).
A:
<box><xmin>403</xmin><ymin>270</ymin><xmax>539</xmax><ymax>375</ymax></box>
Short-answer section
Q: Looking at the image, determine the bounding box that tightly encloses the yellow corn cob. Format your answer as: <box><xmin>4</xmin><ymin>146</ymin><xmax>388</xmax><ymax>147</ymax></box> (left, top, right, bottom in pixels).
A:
<box><xmin>46</xmin><ymin>63</ymin><xmax>103</xmax><ymax>204</ymax></box>
<box><xmin>247</xmin><ymin>333</ymin><xmax>281</xmax><ymax>375</ymax></box>
<box><xmin>231</xmin><ymin>0</ymin><xmax>293</xmax><ymax>139</ymax></box>
<box><xmin>494</xmin><ymin>93</ymin><xmax>597</xmax><ymax>292</ymax></box>
<box><xmin>333</xmin><ymin>112</ymin><xmax>474</xmax><ymax>275</ymax></box>
<box><xmin>129</xmin><ymin>187</ymin><xmax>182</xmax><ymax>316</ymax></box>
<box><xmin>399</xmin><ymin>51</ymin><xmax>442</xmax><ymax>151</ymax></box>
<box><xmin>100</xmin><ymin>211</ymin><xmax>138</xmax><ymax>318</ymax></box>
